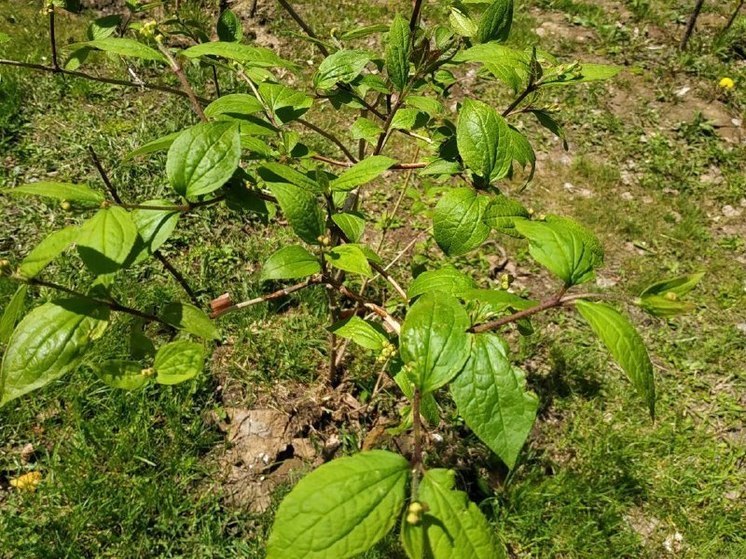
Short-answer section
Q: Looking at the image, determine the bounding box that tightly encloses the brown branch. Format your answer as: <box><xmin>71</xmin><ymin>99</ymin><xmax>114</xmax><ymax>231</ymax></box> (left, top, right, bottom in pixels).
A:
<box><xmin>298</xmin><ymin>118</ymin><xmax>357</xmax><ymax>163</ymax></box>
<box><xmin>324</xmin><ymin>275</ymin><xmax>401</xmax><ymax>334</ymax></box>
<box><xmin>470</xmin><ymin>287</ymin><xmax>567</xmax><ymax>333</ymax></box>
<box><xmin>680</xmin><ymin>0</ymin><xmax>706</xmax><ymax>50</ymax></box>
<box><xmin>153</xmin><ymin>250</ymin><xmax>199</xmax><ymax>306</ymax></box>
<box><xmin>276</xmin><ymin>0</ymin><xmax>330</xmax><ymax>57</ymax></box>
<box><xmin>22</xmin><ymin>277</ymin><xmax>167</xmax><ymax>325</ymax></box>
<box><xmin>0</xmin><ymin>59</ymin><xmax>209</xmax><ymax>103</ymax></box>
<box><xmin>211</xmin><ymin>276</ymin><xmax>322</xmax><ymax>318</ymax></box>
<box><xmin>724</xmin><ymin>0</ymin><xmax>745</xmax><ymax>33</ymax></box>
<box><xmin>411</xmin><ymin>388</ymin><xmax>424</xmax><ymax>472</ymax></box>
<box><xmin>88</xmin><ymin>146</ymin><xmax>122</xmax><ymax>204</ymax></box>
<box><xmin>156</xmin><ymin>43</ymin><xmax>208</xmax><ymax>121</ymax></box>
<box><xmin>503</xmin><ymin>84</ymin><xmax>537</xmax><ymax>117</ymax></box>
<box><xmin>410</xmin><ymin>0</ymin><xmax>426</xmax><ymax>32</ymax></box>
<box><xmin>49</xmin><ymin>5</ymin><xmax>60</xmax><ymax>72</ymax></box>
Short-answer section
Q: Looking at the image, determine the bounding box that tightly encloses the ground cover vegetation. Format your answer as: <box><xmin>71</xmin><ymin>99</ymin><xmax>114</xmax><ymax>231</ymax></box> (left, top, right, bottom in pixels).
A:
<box><xmin>0</xmin><ymin>0</ymin><xmax>744</xmax><ymax>557</ymax></box>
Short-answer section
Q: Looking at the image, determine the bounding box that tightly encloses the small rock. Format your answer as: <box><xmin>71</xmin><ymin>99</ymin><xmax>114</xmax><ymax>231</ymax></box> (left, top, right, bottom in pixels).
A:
<box><xmin>722</xmin><ymin>205</ymin><xmax>742</xmax><ymax>218</ymax></box>
<box><xmin>674</xmin><ymin>86</ymin><xmax>691</xmax><ymax>97</ymax></box>
<box><xmin>621</xmin><ymin>191</ymin><xmax>634</xmax><ymax>201</ymax></box>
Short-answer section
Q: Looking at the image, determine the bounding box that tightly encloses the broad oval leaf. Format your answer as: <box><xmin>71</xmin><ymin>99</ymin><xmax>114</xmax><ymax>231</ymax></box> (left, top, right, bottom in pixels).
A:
<box><xmin>407</xmin><ymin>266</ymin><xmax>476</xmax><ymax>301</ymax></box>
<box><xmin>87</xmin><ymin>14</ymin><xmax>121</xmax><ymax>41</ymax></box>
<box><xmin>259</xmin><ymin>83</ymin><xmax>313</xmax><ymax>125</ymax></box>
<box><xmin>449</xmin><ymin>8</ymin><xmax>478</xmax><ymax>37</ymax></box>
<box><xmin>261</xmin><ymin>245</ymin><xmax>320</xmax><ymax>281</ymax></box>
<box><xmin>326</xmin><ymin>245</ymin><xmax>372</xmax><ymax>277</ymax></box>
<box><xmin>180</xmin><ymin>42</ymin><xmax>295</xmax><ymax>68</ymax></box>
<box><xmin>19</xmin><ymin>225</ymin><xmax>79</xmax><ymax>279</ymax></box>
<box><xmin>400</xmin><ymin>293</ymin><xmax>471</xmax><ymax>393</ymax></box>
<box><xmin>267</xmin><ymin>450</ymin><xmax>410</xmax><ymax>559</ymax></box>
<box><xmin>154</xmin><ymin>340</ymin><xmax>206</xmax><ymax>385</ymax></box>
<box><xmin>124</xmin><ymin>130</ymin><xmax>181</xmax><ymax>160</ymax></box>
<box><xmin>331</xmin><ymin>156</ymin><xmax>396</xmax><ymax>192</ymax></box>
<box><xmin>433</xmin><ymin>187</ymin><xmax>490</xmax><ymax>256</ymax></box>
<box><xmin>258</xmin><ymin>163</ymin><xmax>322</xmax><ymax>193</ymax></box>
<box><xmin>166</xmin><ymin>122</ymin><xmax>241</xmax><ymax>199</ymax></box>
<box><xmin>401</xmin><ymin>469</ymin><xmax>506</xmax><ymax>559</ymax></box>
<box><xmin>451</xmin><ymin>334</ymin><xmax>538</xmax><ymax>468</ymax></box>
<box><xmin>82</xmin><ymin>37</ymin><xmax>165</xmax><ymax>62</ymax></box>
<box><xmin>482</xmin><ymin>194</ymin><xmax>529</xmax><ymax>237</ymax></box>
<box><xmin>0</xmin><ymin>298</ymin><xmax>110</xmax><ymax>406</ymax></box>
<box><xmin>95</xmin><ymin>359</ymin><xmax>149</xmax><ymax>390</ymax></box>
<box><xmin>514</xmin><ymin>215</ymin><xmax>604</xmax><ymax>286</ymax></box>
<box><xmin>461</xmin><ymin>288</ymin><xmax>537</xmax><ymax>313</ymax></box>
<box><xmin>0</xmin><ymin>285</ymin><xmax>27</xmax><ymax>345</ymax></box>
<box><xmin>386</xmin><ymin>15</ymin><xmax>410</xmax><ymax>92</ymax></box>
<box><xmin>476</xmin><ymin>0</ymin><xmax>513</xmax><ymax>44</ymax></box>
<box><xmin>640</xmin><ymin>272</ymin><xmax>704</xmax><ymax>299</ymax></box>
<box><xmin>576</xmin><ymin>300</ymin><xmax>655</xmax><ymax>418</ymax></box>
<box><xmin>2</xmin><ymin>182</ymin><xmax>104</xmax><ymax>206</ymax></box>
<box><xmin>130</xmin><ymin>200</ymin><xmax>180</xmax><ymax>265</ymax></box>
<box><xmin>267</xmin><ymin>182</ymin><xmax>325</xmax><ymax>244</ymax></box>
<box><xmin>330</xmin><ymin>316</ymin><xmax>389</xmax><ymax>351</ymax></box>
<box><xmin>160</xmin><ymin>302</ymin><xmax>220</xmax><ymax>341</ymax></box>
<box><xmin>217</xmin><ymin>8</ymin><xmax>242</xmax><ymax>42</ymax></box>
<box><xmin>77</xmin><ymin>206</ymin><xmax>139</xmax><ymax>275</ymax></box>
<box><xmin>205</xmin><ymin>93</ymin><xmax>264</xmax><ymax>120</ymax></box>
<box><xmin>313</xmin><ymin>50</ymin><xmax>371</xmax><ymax>90</ymax></box>
<box><xmin>457</xmin><ymin>99</ymin><xmax>511</xmax><ymax>183</ymax></box>
<box><xmin>331</xmin><ymin>212</ymin><xmax>365</xmax><ymax>242</ymax></box>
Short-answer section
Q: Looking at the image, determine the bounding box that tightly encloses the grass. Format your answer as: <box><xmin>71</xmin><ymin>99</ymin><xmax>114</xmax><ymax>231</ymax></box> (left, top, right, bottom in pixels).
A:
<box><xmin>1</xmin><ymin>0</ymin><xmax>745</xmax><ymax>557</ymax></box>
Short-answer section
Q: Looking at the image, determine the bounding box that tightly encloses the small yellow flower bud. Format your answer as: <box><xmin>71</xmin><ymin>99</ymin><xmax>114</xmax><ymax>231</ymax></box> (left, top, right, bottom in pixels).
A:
<box><xmin>60</xmin><ymin>200</ymin><xmax>72</xmax><ymax>211</ymax></box>
<box><xmin>408</xmin><ymin>502</ymin><xmax>424</xmax><ymax>515</ymax></box>
<box><xmin>406</xmin><ymin>512</ymin><xmax>421</xmax><ymax>525</ymax></box>
<box><xmin>141</xmin><ymin>367</ymin><xmax>155</xmax><ymax>378</ymax></box>
<box><xmin>0</xmin><ymin>259</ymin><xmax>12</xmax><ymax>274</ymax></box>
<box><xmin>664</xmin><ymin>292</ymin><xmax>678</xmax><ymax>301</ymax></box>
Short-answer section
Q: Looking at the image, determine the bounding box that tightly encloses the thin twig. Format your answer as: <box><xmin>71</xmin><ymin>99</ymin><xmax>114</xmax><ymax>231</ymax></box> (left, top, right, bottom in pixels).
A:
<box><xmin>298</xmin><ymin>118</ymin><xmax>357</xmax><ymax>163</ymax></box>
<box><xmin>503</xmin><ymin>84</ymin><xmax>537</xmax><ymax>117</ymax></box>
<box><xmin>156</xmin><ymin>43</ymin><xmax>208</xmax><ymax>121</ymax></box>
<box><xmin>324</xmin><ymin>276</ymin><xmax>401</xmax><ymax>334</ymax></box>
<box><xmin>211</xmin><ymin>276</ymin><xmax>322</xmax><ymax>318</ymax></box>
<box><xmin>22</xmin><ymin>277</ymin><xmax>167</xmax><ymax>325</ymax></box>
<box><xmin>49</xmin><ymin>5</ymin><xmax>60</xmax><ymax>72</ymax></box>
<box><xmin>0</xmin><ymin>59</ymin><xmax>209</xmax><ymax>103</ymax></box>
<box><xmin>276</xmin><ymin>0</ymin><xmax>330</xmax><ymax>56</ymax></box>
<box><xmin>724</xmin><ymin>0</ymin><xmax>745</xmax><ymax>33</ymax></box>
<box><xmin>88</xmin><ymin>146</ymin><xmax>122</xmax><ymax>204</ymax></box>
<box><xmin>680</xmin><ymin>0</ymin><xmax>706</xmax><ymax>50</ymax></box>
<box><xmin>409</xmin><ymin>0</ymin><xmax>426</xmax><ymax>32</ymax></box>
<box><xmin>153</xmin><ymin>251</ymin><xmax>199</xmax><ymax>306</ymax></box>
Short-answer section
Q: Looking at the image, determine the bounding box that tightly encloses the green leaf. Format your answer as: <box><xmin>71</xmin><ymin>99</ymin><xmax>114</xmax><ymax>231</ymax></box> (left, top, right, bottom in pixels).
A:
<box><xmin>95</xmin><ymin>360</ymin><xmax>148</xmax><ymax>390</ymax></box>
<box><xmin>267</xmin><ymin>450</ymin><xmax>409</xmax><ymax>559</ymax></box>
<box><xmin>390</xmin><ymin>108</ymin><xmax>428</xmax><ymax>130</ymax></box>
<box><xmin>401</xmin><ymin>469</ymin><xmax>506</xmax><ymax>559</ymax></box>
<box><xmin>77</xmin><ymin>206</ymin><xmax>139</xmax><ymax>275</ymax></box>
<box><xmin>400</xmin><ymin>293</ymin><xmax>471</xmax><ymax>393</ymax></box>
<box><xmin>393</xmin><ymin>371</ymin><xmax>441</xmax><ymax>426</ymax></box>
<box><xmin>461</xmin><ymin>288</ymin><xmax>536</xmax><ymax>313</ymax></box>
<box><xmin>508</xmin><ymin>126</ymin><xmax>535</xmax><ymax>183</ymax></box>
<box><xmin>407</xmin><ymin>266</ymin><xmax>476</xmax><ymax>301</ymax></box>
<box><xmin>18</xmin><ymin>225</ymin><xmax>79</xmax><ymax>279</ymax></box>
<box><xmin>640</xmin><ymin>272</ymin><xmax>704</xmax><ymax>299</ymax></box>
<box><xmin>0</xmin><ymin>286</ymin><xmax>27</xmax><ymax>345</ymax></box>
<box><xmin>638</xmin><ymin>295</ymin><xmax>695</xmax><ymax>318</ymax></box>
<box><xmin>64</xmin><ymin>46</ymin><xmax>92</xmax><ymax>71</ymax></box>
<box><xmin>217</xmin><ymin>9</ymin><xmax>242</xmax><ymax>42</ymax></box>
<box><xmin>160</xmin><ymin>302</ymin><xmax>220</xmax><ymax>341</ymax></box>
<box><xmin>340</xmin><ymin>24</ymin><xmax>389</xmax><ymax>40</ymax></box>
<box><xmin>514</xmin><ymin>216</ymin><xmax>603</xmax><ymax>286</ymax></box>
<box><xmin>331</xmin><ymin>212</ymin><xmax>366</xmax><ymax>242</ymax></box>
<box><xmin>154</xmin><ymin>340</ymin><xmax>206</xmax><ymax>385</ymax></box>
<box><xmin>2</xmin><ymin>182</ymin><xmax>104</xmax><ymax>206</ymax></box>
<box><xmin>82</xmin><ymin>38</ymin><xmax>165</xmax><ymax>62</ymax></box>
<box><xmin>124</xmin><ymin>130</ymin><xmax>181</xmax><ymax>160</ymax></box>
<box><xmin>166</xmin><ymin>122</ymin><xmax>241</xmax><ymax>199</ymax></box>
<box><xmin>180</xmin><ymin>42</ymin><xmax>295</xmax><ymax>68</ymax></box>
<box><xmin>433</xmin><ymin>187</ymin><xmax>490</xmax><ymax>256</ymax></box>
<box><xmin>331</xmin><ymin>156</ymin><xmax>396</xmax><ymax>192</ymax></box>
<box><xmin>87</xmin><ymin>14</ymin><xmax>121</xmax><ymax>41</ymax></box>
<box><xmin>267</xmin><ymin>183</ymin><xmax>325</xmax><ymax>244</ymax></box>
<box><xmin>261</xmin><ymin>245</ymin><xmax>320</xmax><ymax>280</ymax></box>
<box><xmin>483</xmin><ymin>194</ymin><xmax>530</xmax><ymax>237</ymax></box>
<box><xmin>326</xmin><ymin>245</ymin><xmax>372</xmax><ymax>277</ymax></box>
<box><xmin>313</xmin><ymin>50</ymin><xmax>371</xmax><ymax>90</ymax></box>
<box><xmin>476</xmin><ymin>0</ymin><xmax>513</xmax><ymax>44</ymax></box>
<box><xmin>576</xmin><ymin>300</ymin><xmax>655</xmax><ymax>418</ymax></box>
<box><xmin>130</xmin><ymin>200</ymin><xmax>180</xmax><ymax>265</ymax></box>
<box><xmin>0</xmin><ymin>298</ymin><xmax>109</xmax><ymax>406</ymax></box>
<box><xmin>455</xmin><ymin>43</ymin><xmax>530</xmax><ymax>92</ymax></box>
<box><xmin>386</xmin><ymin>15</ymin><xmax>410</xmax><ymax>91</ymax></box>
<box><xmin>330</xmin><ymin>316</ymin><xmax>389</xmax><ymax>351</ymax></box>
<box><xmin>258</xmin><ymin>163</ymin><xmax>322</xmax><ymax>193</ymax></box>
<box><xmin>205</xmin><ymin>94</ymin><xmax>264</xmax><ymax>120</ymax></box>
<box><xmin>259</xmin><ymin>83</ymin><xmax>313</xmax><ymax>125</ymax></box>
<box><xmin>449</xmin><ymin>8</ymin><xmax>478</xmax><ymax>37</ymax></box>
<box><xmin>405</xmin><ymin>96</ymin><xmax>443</xmax><ymax>116</ymax></box>
<box><xmin>129</xmin><ymin>320</ymin><xmax>155</xmax><ymax>360</ymax></box>
<box><xmin>451</xmin><ymin>334</ymin><xmax>537</xmax><ymax>468</ymax></box>
<box><xmin>530</xmin><ymin>109</ymin><xmax>568</xmax><ymax>149</ymax></box>
<box><xmin>350</xmin><ymin>117</ymin><xmax>383</xmax><ymax>145</ymax></box>
<box><xmin>457</xmin><ymin>99</ymin><xmax>511</xmax><ymax>183</ymax></box>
